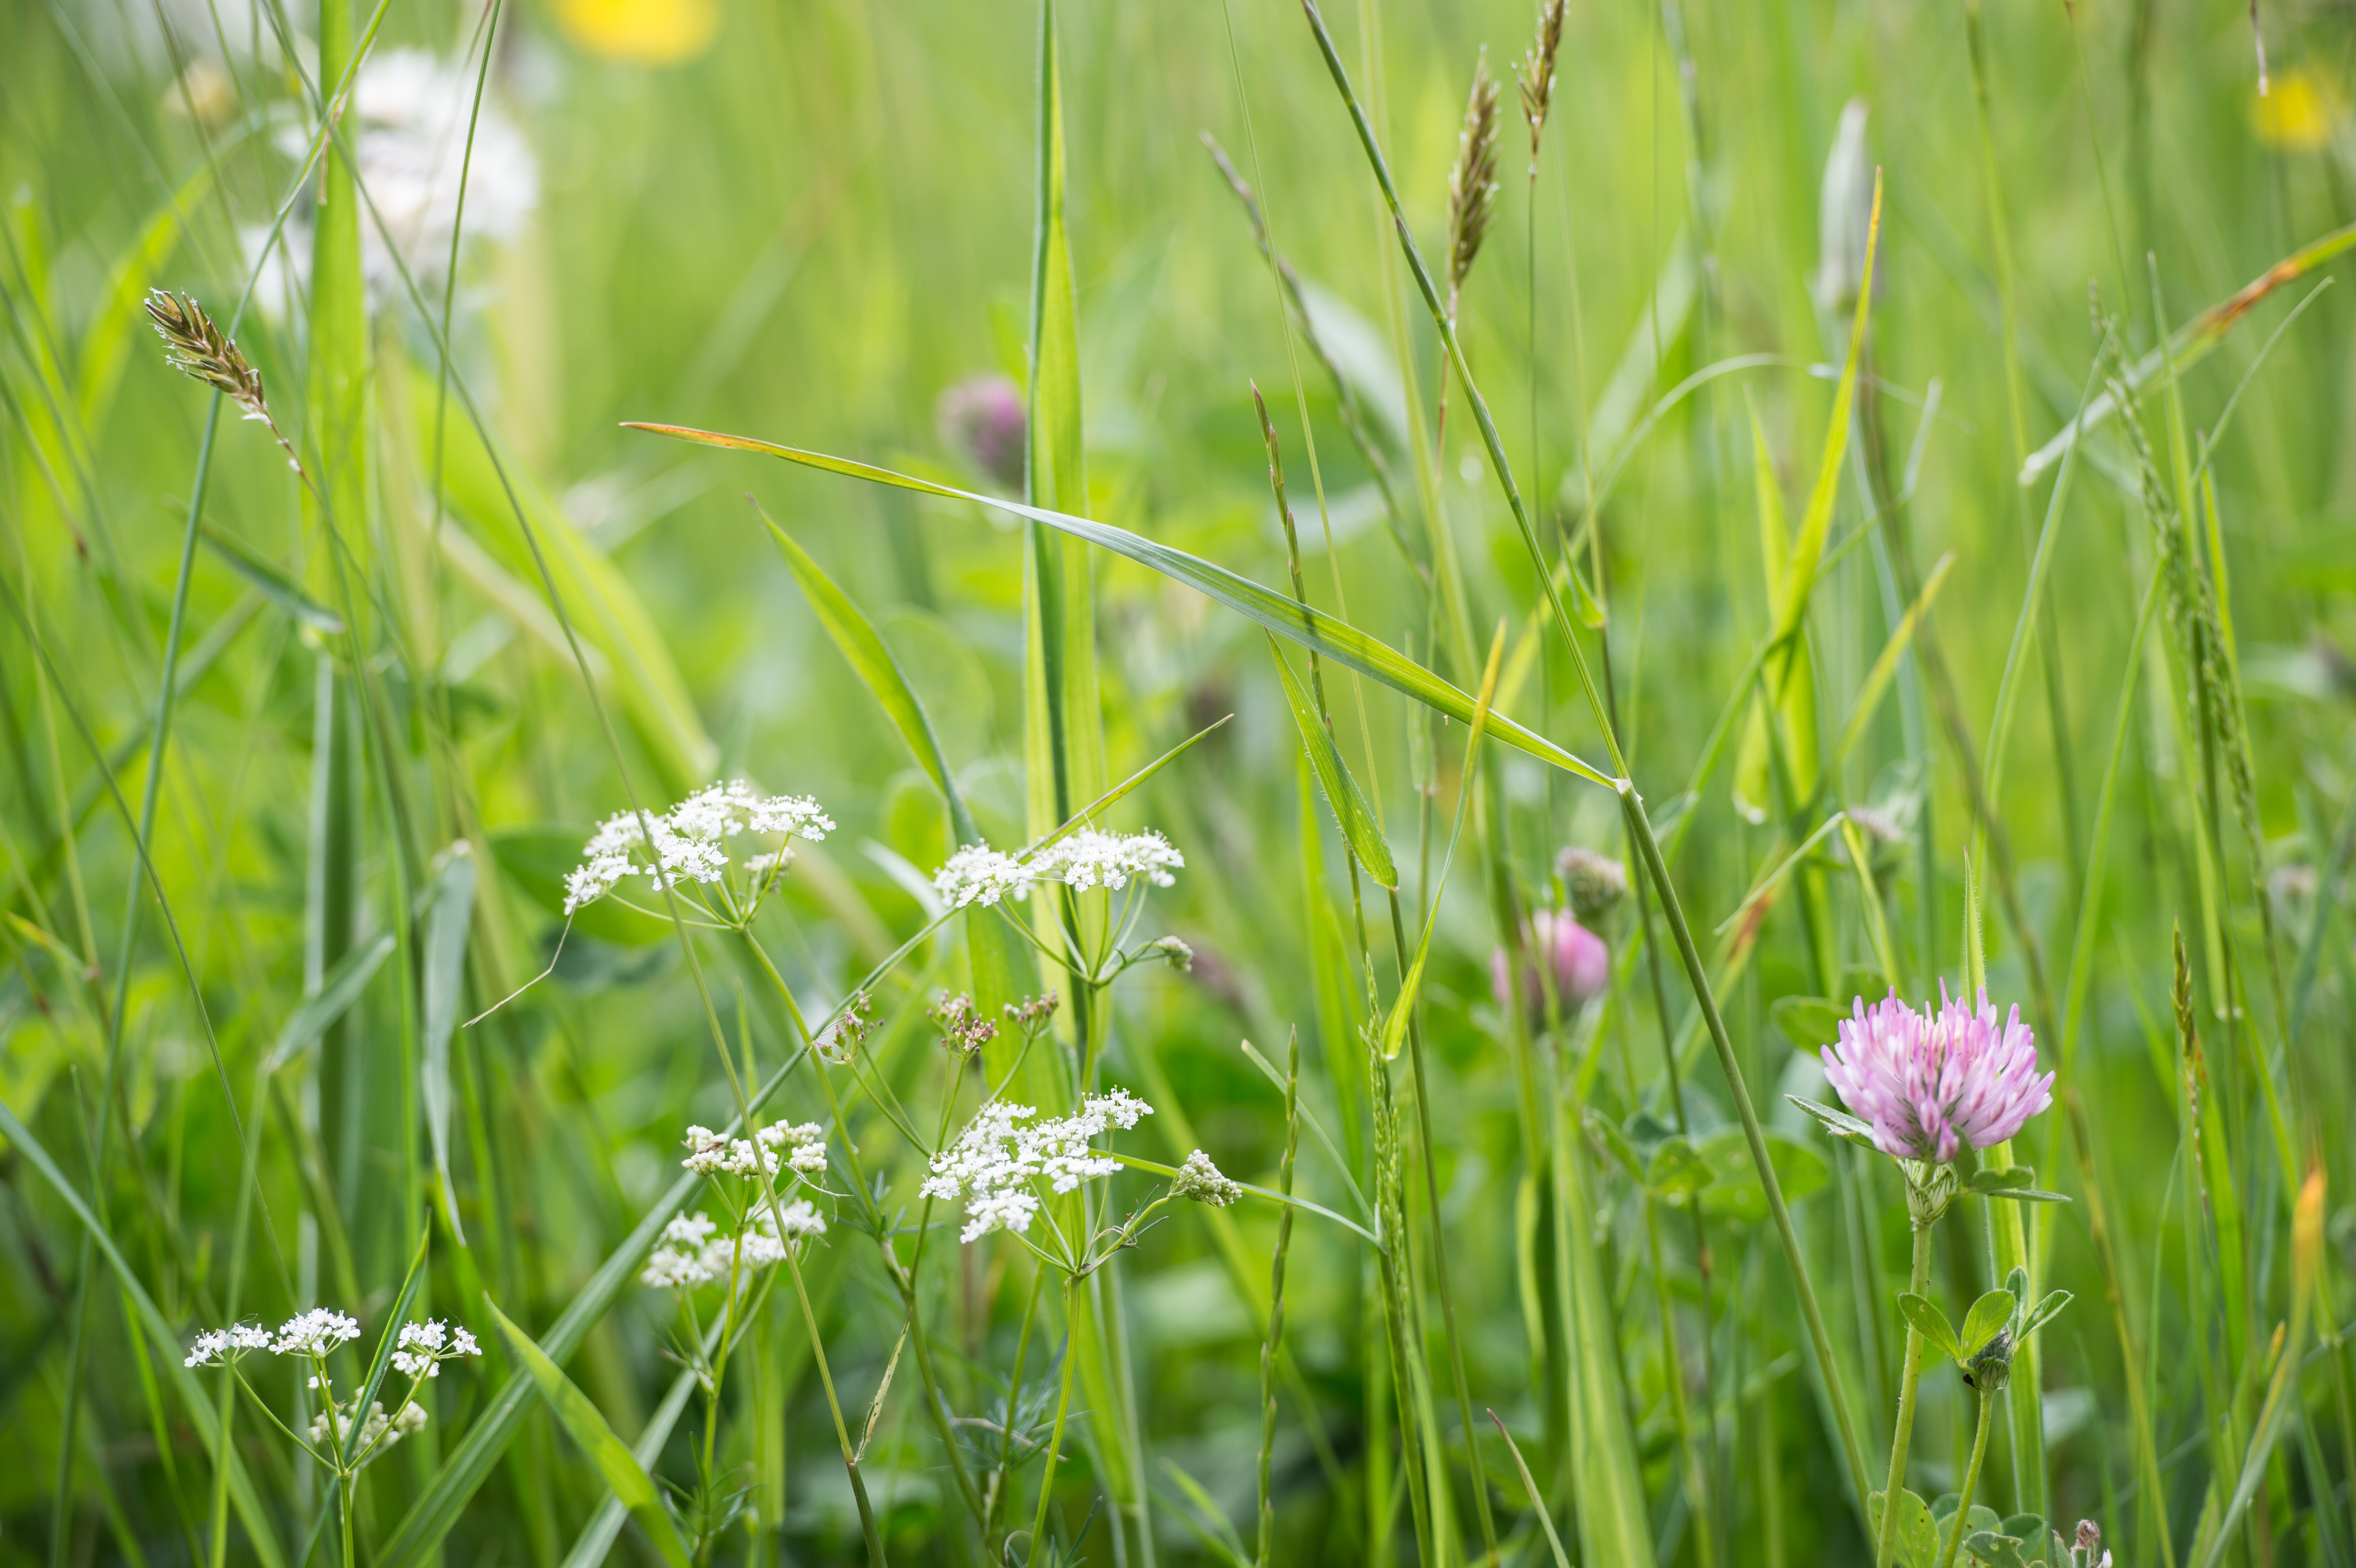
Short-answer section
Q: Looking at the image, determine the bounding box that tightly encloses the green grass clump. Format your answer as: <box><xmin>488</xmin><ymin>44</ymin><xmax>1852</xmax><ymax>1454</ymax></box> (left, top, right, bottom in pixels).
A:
<box><xmin>5</xmin><ymin>0</ymin><xmax>2356</xmax><ymax>1564</ymax></box>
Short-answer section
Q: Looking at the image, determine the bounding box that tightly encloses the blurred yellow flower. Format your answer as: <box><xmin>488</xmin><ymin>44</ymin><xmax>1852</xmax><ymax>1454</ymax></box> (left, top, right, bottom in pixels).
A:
<box><xmin>556</xmin><ymin>0</ymin><xmax>720</xmax><ymax>65</ymax></box>
<box><xmin>2254</xmin><ymin>67</ymin><xmax>2341</xmax><ymax>152</ymax></box>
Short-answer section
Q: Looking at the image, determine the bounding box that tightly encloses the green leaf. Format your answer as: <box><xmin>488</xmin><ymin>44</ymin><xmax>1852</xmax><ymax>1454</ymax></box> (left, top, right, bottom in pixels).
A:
<box><xmin>1267</xmin><ymin>635</ymin><xmax>1396</xmax><ymax>886</ymax></box>
<box><xmin>199</xmin><ymin>521</ymin><xmax>346</xmax><ymax>634</ymax></box>
<box><xmin>760</xmin><ymin>506</ymin><xmax>1035</xmax><ymax>1083</ymax></box>
<box><xmin>1692</xmin><ymin>1126</ymin><xmax>1829</xmax><ymax>1222</ymax></box>
<box><xmin>266</xmin><ymin>931</ymin><xmax>395</xmax><ymax>1071</ymax></box>
<box><xmin>1769</xmin><ymin>996</ymin><xmax>1850</xmax><ymax>1052</ymax></box>
<box><xmin>0</xmin><ymin>1098</ymin><xmax>288</xmax><ymax>1568</ymax></box>
<box><xmin>1784</xmin><ymin>1093</ymin><xmax>1877</xmax><ymax>1149</ymax></box>
<box><xmin>1584</xmin><ymin>1108</ymin><xmax>1647</xmax><ymax>1183</ymax></box>
<box><xmin>1999</xmin><ymin>1514</ymin><xmax>2046</xmax><ymax>1543</ymax></box>
<box><xmin>1958</xmin><ymin>1289</ymin><xmax>2018</xmax><ymax>1357</ymax></box>
<box><xmin>1963</xmin><ymin>1530</ymin><xmax>2038</xmax><ymax>1568</ymax></box>
<box><xmin>2019</xmin><ymin>218</ymin><xmax>2356</xmax><ymax>483</ymax></box>
<box><xmin>1897</xmin><ymin>1292</ymin><xmax>1964</xmax><ymax>1362</ymax></box>
<box><xmin>1643</xmin><ymin>1136</ymin><xmax>1714</xmax><ymax>1200</ymax></box>
<box><xmin>420</xmin><ymin>845</ymin><xmax>475</xmax><ymax>1242</ymax></box>
<box><xmin>484</xmin><ymin>1296</ymin><xmax>692</xmax><ymax>1568</ymax></box>
<box><xmin>625</xmin><ymin>423</ymin><xmax>1616</xmax><ymax>789</ymax></box>
<box><xmin>1867</xmin><ymin>1489</ymin><xmax>1941</xmax><ymax>1568</ymax></box>
<box><xmin>761</xmin><ymin>509</ymin><xmax>978</xmax><ymax>842</ymax></box>
<box><xmin>1964</xmin><ymin>1165</ymin><xmax>2035</xmax><ymax>1192</ymax></box>
<box><xmin>2016</xmin><ymin>1290</ymin><xmax>2074</xmax><ymax>1342</ymax></box>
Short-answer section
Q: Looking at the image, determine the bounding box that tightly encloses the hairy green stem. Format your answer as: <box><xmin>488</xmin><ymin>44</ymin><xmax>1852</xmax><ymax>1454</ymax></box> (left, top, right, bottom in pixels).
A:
<box><xmin>1938</xmin><ymin>1390</ymin><xmax>1998</xmax><ymax>1568</ymax></box>
<box><xmin>1876</xmin><ymin>1224</ymin><xmax>1937</xmax><ymax>1568</ymax></box>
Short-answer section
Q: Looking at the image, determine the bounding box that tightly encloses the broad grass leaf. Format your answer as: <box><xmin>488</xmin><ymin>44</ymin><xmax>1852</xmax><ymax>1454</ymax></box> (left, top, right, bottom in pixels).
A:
<box><xmin>420</xmin><ymin>844</ymin><xmax>476</xmax><ymax>1241</ymax></box>
<box><xmin>0</xmin><ymin>1100</ymin><xmax>288</xmax><ymax>1568</ymax></box>
<box><xmin>624</xmin><ymin>424</ymin><xmax>1615</xmax><ymax>790</ymax></box>
<box><xmin>485</xmin><ymin>1296</ymin><xmax>692</xmax><ymax>1568</ymax></box>
<box><xmin>1268</xmin><ymin>635</ymin><xmax>1396</xmax><ymax>887</ymax></box>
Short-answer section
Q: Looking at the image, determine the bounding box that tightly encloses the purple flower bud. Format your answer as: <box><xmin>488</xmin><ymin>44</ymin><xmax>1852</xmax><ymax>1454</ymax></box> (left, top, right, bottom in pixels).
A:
<box><xmin>936</xmin><ymin>374</ymin><xmax>1026</xmax><ymax>492</ymax></box>
<box><xmin>1821</xmin><ymin>984</ymin><xmax>2053</xmax><ymax>1164</ymax></box>
<box><xmin>1491</xmin><ymin>909</ymin><xmax>1609</xmax><ymax>1024</ymax></box>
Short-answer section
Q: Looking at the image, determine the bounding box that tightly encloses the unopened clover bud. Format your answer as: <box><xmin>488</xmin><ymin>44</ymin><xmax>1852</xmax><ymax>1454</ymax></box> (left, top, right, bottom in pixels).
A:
<box><xmin>1902</xmin><ymin>1159</ymin><xmax>1957</xmax><ymax>1230</ymax></box>
<box><xmin>1963</xmin><ymin>1327</ymin><xmax>2014</xmax><ymax>1394</ymax></box>
<box><xmin>1555</xmin><ymin>846</ymin><xmax>1628</xmax><ymax>923</ymax></box>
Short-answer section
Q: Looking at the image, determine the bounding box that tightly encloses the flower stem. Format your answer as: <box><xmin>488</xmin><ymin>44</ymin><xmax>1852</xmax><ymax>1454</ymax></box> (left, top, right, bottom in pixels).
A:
<box><xmin>1027</xmin><ymin>1285</ymin><xmax>1083</xmax><ymax>1561</ymax></box>
<box><xmin>784</xmin><ymin>1244</ymin><xmax>887</xmax><ymax>1567</ymax></box>
<box><xmin>1876</xmin><ymin>1223</ymin><xmax>1937</xmax><ymax>1568</ymax></box>
<box><xmin>1937</xmin><ymin>1388</ymin><xmax>1997</xmax><ymax>1568</ymax></box>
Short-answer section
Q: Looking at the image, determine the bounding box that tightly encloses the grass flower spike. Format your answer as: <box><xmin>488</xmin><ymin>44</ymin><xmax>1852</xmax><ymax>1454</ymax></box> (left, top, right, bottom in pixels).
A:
<box><xmin>1822</xmin><ymin>985</ymin><xmax>2052</xmax><ymax>1164</ymax></box>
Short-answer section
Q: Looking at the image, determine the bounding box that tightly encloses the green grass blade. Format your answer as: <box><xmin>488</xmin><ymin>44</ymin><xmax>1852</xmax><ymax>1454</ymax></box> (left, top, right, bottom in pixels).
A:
<box><xmin>484</xmin><ymin>1297</ymin><xmax>693</xmax><ymax>1568</ymax></box>
<box><xmin>626</xmin><ymin>424</ymin><xmax>1614</xmax><ymax>787</ymax></box>
<box><xmin>268</xmin><ymin>932</ymin><xmax>395</xmax><ymax>1071</ymax></box>
<box><xmin>1268</xmin><ymin>634</ymin><xmax>1396</xmax><ymax>888</ymax></box>
<box><xmin>419</xmin><ymin>845</ymin><xmax>475</xmax><ymax>1243</ymax></box>
<box><xmin>0</xmin><ymin>1097</ymin><xmax>288</xmax><ymax>1568</ymax></box>
<box><xmin>2020</xmin><ymin>219</ymin><xmax>2356</xmax><ymax>483</ymax></box>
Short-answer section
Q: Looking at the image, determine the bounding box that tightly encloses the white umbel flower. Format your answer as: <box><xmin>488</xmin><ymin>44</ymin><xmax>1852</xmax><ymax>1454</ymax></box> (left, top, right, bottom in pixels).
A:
<box><xmin>310</xmin><ymin>1397</ymin><xmax>427</xmax><ymax>1460</ymax></box>
<box><xmin>1035</xmin><ymin>829</ymin><xmax>1184</xmax><ymax>892</ymax></box>
<box><xmin>391</xmin><ymin>1318</ymin><xmax>482</xmax><ymax>1379</ymax></box>
<box><xmin>562</xmin><ymin>784</ymin><xmax>834</xmax><ymax>914</ymax></box>
<box><xmin>921</xmin><ymin>1091</ymin><xmax>1156</xmax><ymax>1243</ymax></box>
<box><xmin>932</xmin><ymin>844</ymin><xmax>1035</xmax><ymax>909</ymax></box>
<box><xmin>272</xmin><ymin>1309</ymin><xmax>362</xmax><ymax>1358</ymax></box>
<box><xmin>184</xmin><ymin>1323</ymin><xmax>272</xmax><ymax>1367</ymax></box>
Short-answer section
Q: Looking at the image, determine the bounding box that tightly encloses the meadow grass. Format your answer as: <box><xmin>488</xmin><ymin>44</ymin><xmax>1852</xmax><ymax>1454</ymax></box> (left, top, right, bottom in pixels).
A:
<box><xmin>4</xmin><ymin>0</ymin><xmax>2356</xmax><ymax>1564</ymax></box>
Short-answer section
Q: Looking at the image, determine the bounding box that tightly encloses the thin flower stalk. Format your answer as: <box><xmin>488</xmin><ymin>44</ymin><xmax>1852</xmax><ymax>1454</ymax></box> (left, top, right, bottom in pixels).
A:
<box><xmin>1254</xmin><ymin>1031</ymin><xmax>1300</xmax><ymax>1568</ymax></box>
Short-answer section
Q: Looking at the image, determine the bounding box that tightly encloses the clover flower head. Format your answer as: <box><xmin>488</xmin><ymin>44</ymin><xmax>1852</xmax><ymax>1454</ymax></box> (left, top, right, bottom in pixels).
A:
<box><xmin>273</xmin><ymin>1309</ymin><xmax>362</xmax><ymax>1358</ymax></box>
<box><xmin>1821</xmin><ymin>984</ymin><xmax>2053</xmax><ymax>1164</ymax></box>
<box><xmin>185</xmin><ymin>1323</ymin><xmax>273</xmax><ymax>1367</ymax></box>
<box><xmin>921</xmin><ymin>1091</ymin><xmax>1155</xmax><ymax>1243</ymax></box>
<box><xmin>1172</xmin><ymin>1149</ymin><xmax>1242</xmax><ymax>1207</ymax></box>
<box><xmin>1492</xmin><ymin>908</ymin><xmax>1608</xmax><ymax>1024</ymax></box>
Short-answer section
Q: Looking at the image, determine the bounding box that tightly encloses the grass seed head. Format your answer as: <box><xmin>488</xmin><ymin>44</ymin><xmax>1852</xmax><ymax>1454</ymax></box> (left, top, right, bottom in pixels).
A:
<box><xmin>1447</xmin><ymin>49</ymin><xmax>1503</xmax><ymax>301</ymax></box>
<box><xmin>145</xmin><ymin>289</ymin><xmax>268</xmax><ymax>424</ymax></box>
<box><xmin>1513</xmin><ymin>0</ymin><xmax>1568</xmax><ymax>161</ymax></box>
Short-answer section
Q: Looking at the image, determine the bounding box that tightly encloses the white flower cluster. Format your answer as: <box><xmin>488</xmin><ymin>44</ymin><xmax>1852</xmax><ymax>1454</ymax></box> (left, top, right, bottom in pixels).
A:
<box><xmin>273</xmin><ymin>1309</ymin><xmax>363</xmax><ymax>1358</ymax></box>
<box><xmin>920</xmin><ymin>1090</ymin><xmax>1155</xmax><ymax>1243</ymax></box>
<box><xmin>563</xmin><ymin>782</ymin><xmax>835</xmax><ymax>914</ymax></box>
<box><xmin>639</xmin><ymin>1202</ymin><xmax>827</xmax><ymax>1289</ymax></box>
<box><xmin>1171</xmin><ymin>1148</ymin><xmax>1243</xmax><ymax>1207</ymax></box>
<box><xmin>930</xmin><ymin>830</ymin><xmax>1184</xmax><ymax>909</ymax></box>
<box><xmin>309</xmin><ymin>1397</ymin><xmax>427</xmax><ymax>1460</ymax></box>
<box><xmin>184</xmin><ymin>1324</ymin><xmax>273</xmax><ymax>1367</ymax></box>
<box><xmin>680</xmin><ymin>1122</ymin><xmax>829</xmax><ymax>1178</ymax></box>
<box><xmin>244</xmin><ymin>49</ymin><xmax>539</xmax><ymax>317</ymax></box>
<box><xmin>390</xmin><ymin>1319</ymin><xmax>482</xmax><ymax>1379</ymax></box>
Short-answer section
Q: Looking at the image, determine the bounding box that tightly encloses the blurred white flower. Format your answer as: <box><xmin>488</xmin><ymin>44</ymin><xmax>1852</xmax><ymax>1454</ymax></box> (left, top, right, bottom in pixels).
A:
<box><xmin>244</xmin><ymin>48</ymin><xmax>538</xmax><ymax>316</ymax></box>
